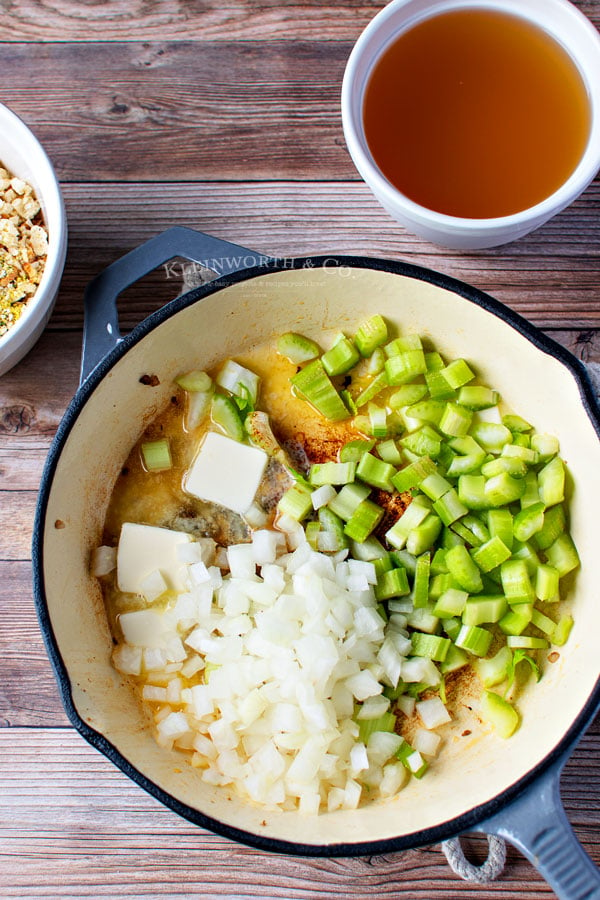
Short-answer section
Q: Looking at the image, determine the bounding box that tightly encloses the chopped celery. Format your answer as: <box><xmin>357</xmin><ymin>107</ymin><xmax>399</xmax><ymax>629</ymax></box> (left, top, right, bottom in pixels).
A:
<box><xmin>513</xmin><ymin>502</ymin><xmax>545</xmax><ymax>542</ymax></box>
<box><xmin>386</xmin><ymin>502</ymin><xmax>430</xmax><ymax>550</ymax></box>
<box><xmin>475</xmin><ymin>646</ymin><xmax>513</xmax><ymax>688</ymax></box>
<box><xmin>411</xmin><ymin>632</ymin><xmax>451</xmax><ymax>662</ymax></box>
<box><xmin>545</xmin><ymin>533</ymin><xmax>580</xmax><ymax>576</ymax></box>
<box><xmin>471</xmin><ymin>536</ymin><xmax>511</xmax><ymax>573</ymax></box>
<box><xmin>354</xmin><ymin>315</ymin><xmax>388</xmax><ymax>357</ymax></box>
<box><xmin>553</xmin><ymin>614</ymin><xmax>574</xmax><ymax>646</ymax></box>
<box><xmin>277</xmin><ymin>483</ymin><xmax>313</xmax><ymax>521</ymax></box>
<box><xmin>377</xmin><ymin>439</ymin><xmax>403</xmax><ymax>465</ymax></box>
<box><xmin>368</xmin><ymin>346</ymin><xmax>386</xmax><ymax>375</ymax></box>
<box><xmin>481</xmin><ymin>691</ymin><xmax>519</xmax><ymax>738</ymax></box>
<box><xmin>445</xmin><ymin>543</ymin><xmax>483</xmax><ymax>593</ymax></box>
<box><xmin>328</xmin><ymin>482</ymin><xmax>371</xmax><ymax>521</ymax></box>
<box><xmin>530</xmin><ymin>609</ymin><xmax>556</xmax><ymax>637</ymax></box>
<box><xmin>406</xmin><ymin>513</ymin><xmax>442</xmax><ymax>556</ymax></box>
<box><xmin>487</xmin><ymin>508</ymin><xmax>514</xmax><ymax>552</ymax></box>
<box><xmin>291</xmin><ymin>359</ymin><xmax>349</xmax><ymax>421</ymax></box>
<box><xmin>501</xmin><ymin>559</ymin><xmax>534</xmax><ymax>603</ymax></box>
<box><xmin>432</xmin><ymin>588</ymin><xmax>468</xmax><ymax>617</ymax></box>
<box><xmin>538</xmin><ymin>457</ymin><xmax>565</xmax><ymax>508</ymax></box>
<box><xmin>462</xmin><ymin>594</ymin><xmax>508</xmax><ymax>625</ymax></box>
<box><xmin>141</xmin><ymin>439</ymin><xmax>172</xmax><ymax>472</ymax></box>
<box><xmin>485</xmin><ymin>472</ymin><xmax>526</xmax><ymax>507</ymax></box>
<box><xmin>533</xmin><ymin>504</ymin><xmax>566</xmax><ymax>550</ymax></box>
<box><xmin>211</xmin><ymin>393</ymin><xmax>245</xmax><ymax>441</ymax></box>
<box><xmin>339</xmin><ymin>439</ymin><xmax>376</xmax><ymax>462</ymax></box>
<box><xmin>506</xmin><ymin>635</ymin><xmax>549</xmax><ymax>650</ymax></box>
<box><xmin>375</xmin><ymin>566</ymin><xmax>410</xmax><ymax>600</ymax></box>
<box><xmin>391</xmin><ymin>456</ymin><xmax>437</xmax><ymax>492</ymax></box>
<box><xmin>502</xmin><ymin>413</ymin><xmax>532</xmax><ymax>433</ymax></box>
<box><xmin>433</xmin><ymin>489</ymin><xmax>468</xmax><ymax>526</ymax></box>
<box><xmin>175</xmin><ymin>369</ymin><xmax>212</xmax><ymax>392</ymax></box>
<box><xmin>535</xmin><ymin>564</ymin><xmax>560</xmax><ymax>602</ymax></box>
<box><xmin>412</xmin><ymin>552</ymin><xmax>431</xmax><ymax>609</ymax></box>
<box><xmin>368</xmin><ymin>402</ymin><xmax>388</xmax><ymax>438</ymax></box>
<box><xmin>470</xmin><ymin>422</ymin><xmax>512</xmax><ymax>453</ymax></box>
<box><xmin>385</xmin><ymin>350</ymin><xmax>427</xmax><ymax>385</ymax></box>
<box><xmin>405</xmin><ymin>399</ymin><xmax>445</xmax><ymax>426</ymax></box>
<box><xmin>344</xmin><ymin>499</ymin><xmax>384</xmax><ymax>542</ymax></box>
<box><xmin>358</xmin><ymin>712</ymin><xmax>396</xmax><ymax>744</ymax></box>
<box><xmin>401</xmin><ymin>426</ymin><xmax>442</xmax><ymax>459</ymax></box>
<box><xmin>354</xmin><ymin>372</ymin><xmax>389</xmax><ymax>408</ymax></box>
<box><xmin>356</xmin><ymin>452</ymin><xmax>397</xmax><ymax>491</ymax></box>
<box><xmin>389</xmin><ymin>384</ymin><xmax>429</xmax><ymax>408</ymax></box>
<box><xmin>321</xmin><ymin>335</ymin><xmax>360</xmax><ymax>376</ymax></box>
<box><xmin>440</xmin><ymin>358</ymin><xmax>475</xmax><ymax>389</ymax></box>
<box><xmin>455</xmin><ymin>624</ymin><xmax>492</xmax><ymax>657</ymax></box>
<box><xmin>457</xmin><ymin>385</ymin><xmax>498</xmax><ymax>409</ymax></box>
<box><xmin>277</xmin><ymin>332</ymin><xmax>320</xmax><ymax>363</ymax></box>
<box><xmin>426</xmin><ymin>369</ymin><xmax>456</xmax><ymax>400</ymax></box>
<box><xmin>309</xmin><ymin>461</ymin><xmax>356</xmax><ymax>486</ymax></box>
<box><xmin>498</xmin><ymin>606</ymin><xmax>533</xmax><ymax>636</ymax></box>
<box><xmin>439</xmin><ymin>402</ymin><xmax>473</xmax><ymax>438</ymax></box>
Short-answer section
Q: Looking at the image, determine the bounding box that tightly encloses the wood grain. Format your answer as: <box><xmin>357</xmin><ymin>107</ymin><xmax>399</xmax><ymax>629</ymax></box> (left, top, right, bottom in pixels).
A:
<box><xmin>36</xmin><ymin>180</ymin><xmax>600</xmax><ymax>331</ymax></box>
<box><xmin>0</xmin><ymin>726</ymin><xmax>598</xmax><ymax>898</ymax></box>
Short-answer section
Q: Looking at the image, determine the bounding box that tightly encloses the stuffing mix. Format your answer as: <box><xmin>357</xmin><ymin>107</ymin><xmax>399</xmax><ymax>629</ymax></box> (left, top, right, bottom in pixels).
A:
<box><xmin>0</xmin><ymin>165</ymin><xmax>49</xmax><ymax>338</ymax></box>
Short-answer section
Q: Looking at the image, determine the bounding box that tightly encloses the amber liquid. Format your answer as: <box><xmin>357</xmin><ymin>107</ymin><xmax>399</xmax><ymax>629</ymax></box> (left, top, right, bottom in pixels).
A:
<box><xmin>363</xmin><ymin>9</ymin><xmax>591</xmax><ymax>218</ymax></box>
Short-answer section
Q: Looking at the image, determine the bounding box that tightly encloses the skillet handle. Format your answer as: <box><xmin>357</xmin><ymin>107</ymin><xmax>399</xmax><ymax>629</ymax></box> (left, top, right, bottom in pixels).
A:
<box><xmin>81</xmin><ymin>226</ymin><xmax>265</xmax><ymax>385</ymax></box>
<box><xmin>474</xmin><ymin>747</ymin><xmax>600</xmax><ymax>899</ymax></box>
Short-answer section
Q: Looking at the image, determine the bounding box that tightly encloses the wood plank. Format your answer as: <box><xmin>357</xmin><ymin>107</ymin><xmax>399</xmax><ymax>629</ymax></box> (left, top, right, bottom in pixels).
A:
<box><xmin>0</xmin><ymin>0</ymin><xmax>388</xmax><ymax>42</ymax></box>
<box><xmin>45</xmin><ymin>181</ymin><xmax>600</xmax><ymax>333</ymax></box>
<box><xmin>0</xmin><ymin>727</ymin><xmax>598</xmax><ymax>897</ymax></box>
<box><xmin>1</xmin><ymin>42</ymin><xmax>353</xmax><ymax>182</ymax></box>
<box><xmin>0</xmin><ymin>0</ymin><xmax>596</xmax><ymax>42</ymax></box>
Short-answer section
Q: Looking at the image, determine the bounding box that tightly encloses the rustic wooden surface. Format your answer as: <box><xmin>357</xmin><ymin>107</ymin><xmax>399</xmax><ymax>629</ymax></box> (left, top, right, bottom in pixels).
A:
<box><xmin>1</xmin><ymin>1</ymin><xmax>600</xmax><ymax>897</ymax></box>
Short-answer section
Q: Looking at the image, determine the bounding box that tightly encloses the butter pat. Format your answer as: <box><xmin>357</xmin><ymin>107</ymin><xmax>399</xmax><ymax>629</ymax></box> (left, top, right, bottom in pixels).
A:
<box><xmin>117</xmin><ymin>523</ymin><xmax>192</xmax><ymax>594</ymax></box>
<box><xmin>184</xmin><ymin>431</ymin><xmax>268</xmax><ymax>515</ymax></box>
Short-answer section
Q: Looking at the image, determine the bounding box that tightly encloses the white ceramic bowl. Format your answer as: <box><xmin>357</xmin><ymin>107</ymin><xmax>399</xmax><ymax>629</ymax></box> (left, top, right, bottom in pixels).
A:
<box><xmin>342</xmin><ymin>0</ymin><xmax>600</xmax><ymax>249</ymax></box>
<box><xmin>0</xmin><ymin>103</ymin><xmax>67</xmax><ymax>376</ymax></box>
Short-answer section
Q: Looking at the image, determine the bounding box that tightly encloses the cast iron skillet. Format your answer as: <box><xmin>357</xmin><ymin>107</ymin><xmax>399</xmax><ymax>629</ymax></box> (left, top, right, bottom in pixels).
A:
<box><xmin>33</xmin><ymin>227</ymin><xmax>600</xmax><ymax>899</ymax></box>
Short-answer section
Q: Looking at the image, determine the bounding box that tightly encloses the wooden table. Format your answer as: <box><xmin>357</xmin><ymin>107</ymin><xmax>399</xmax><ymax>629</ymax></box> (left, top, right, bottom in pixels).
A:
<box><xmin>1</xmin><ymin>2</ymin><xmax>600</xmax><ymax>897</ymax></box>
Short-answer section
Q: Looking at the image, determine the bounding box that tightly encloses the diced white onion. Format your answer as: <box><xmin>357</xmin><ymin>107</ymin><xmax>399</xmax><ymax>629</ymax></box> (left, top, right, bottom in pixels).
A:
<box><xmin>416</xmin><ymin>696</ymin><xmax>452</xmax><ymax>729</ymax></box>
<box><xmin>91</xmin><ymin>545</ymin><xmax>117</xmax><ymax>577</ymax></box>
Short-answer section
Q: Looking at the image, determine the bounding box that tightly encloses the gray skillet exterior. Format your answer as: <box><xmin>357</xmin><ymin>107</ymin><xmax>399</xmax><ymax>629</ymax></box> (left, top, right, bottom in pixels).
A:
<box><xmin>32</xmin><ymin>229</ymin><xmax>600</xmax><ymax>897</ymax></box>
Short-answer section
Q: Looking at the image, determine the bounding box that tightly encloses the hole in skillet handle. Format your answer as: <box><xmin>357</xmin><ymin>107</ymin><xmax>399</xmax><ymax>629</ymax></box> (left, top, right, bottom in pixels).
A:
<box><xmin>80</xmin><ymin>227</ymin><xmax>268</xmax><ymax>386</ymax></box>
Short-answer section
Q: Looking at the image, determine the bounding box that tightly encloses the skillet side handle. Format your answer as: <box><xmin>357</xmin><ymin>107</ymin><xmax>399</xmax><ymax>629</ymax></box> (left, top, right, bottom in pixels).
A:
<box><xmin>81</xmin><ymin>226</ymin><xmax>264</xmax><ymax>385</ymax></box>
<box><xmin>474</xmin><ymin>752</ymin><xmax>600</xmax><ymax>900</ymax></box>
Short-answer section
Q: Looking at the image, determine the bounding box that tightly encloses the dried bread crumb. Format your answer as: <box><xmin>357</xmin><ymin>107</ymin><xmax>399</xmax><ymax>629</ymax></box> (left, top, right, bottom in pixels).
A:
<box><xmin>0</xmin><ymin>164</ymin><xmax>49</xmax><ymax>338</ymax></box>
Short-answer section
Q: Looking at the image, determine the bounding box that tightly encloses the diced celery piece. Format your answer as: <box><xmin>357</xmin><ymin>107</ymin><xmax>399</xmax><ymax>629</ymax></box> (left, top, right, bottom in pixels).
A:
<box><xmin>354</xmin><ymin>371</ymin><xmax>389</xmax><ymax>408</ymax></box>
<box><xmin>391</xmin><ymin>549</ymin><xmax>418</xmax><ymax>576</ymax></box>
<box><xmin>487</xmin><ymin>508</ymin><xmax>514</xmax><ymax>552</ymax></box>
<box><xmin>377</xmin><ymin>439</ymin><xmax>403</xmax><ymax>465</ymax></box>
<box><xmin>309</xmin><ymin>461</ymin><xmax>356</xmax><ymax>486</ymax></box>
<box><xmin>458</xmin><ymin>475</ymin><xmax>489</xmax><ymax>510</ymax></box>
<box><xmin>433</xmin><ymin>489</ymin><xmax>468</xmax><ymax>526</ymax></box>
<box><xmin>385</xmin><ymin>335</ymin><xmax>423</xmax><ymax>355</ymax></box>
<box><xmin>344</xmin><ymin>499</ymin><xmax>384</xmax><ymax>543</ymax></box>
<box><xmin>501</xmin><ymin>559</ymin><xmax>534</xmax><ymax>603</ymax></box>
<box><xmin>535</xmin><ymin>563</ymin><xmax>560</xmax><ymax>602</ymax></box>
<box><xmin>530</xmin><ymin>433</ymin><xmax>559</xmax><ymax>461</ymax></box>
<box><xmin>328</xmin><ymin>482</ymin><xmax>371</xmax><ymax>520</ymax></box>
<box><xmin>470</xmin><ymin>422</ymin><xmax>513</xmax><ymax>452</ymax></box>
<box><xmin>455</xmin><ymin>624</ymin><xmax>492</xmax><ymax>657</ymax></box>
<box><xmin>367</xmin><ymin>346</ymin><xmax>386</xmax><ymax>375</ymax></box>
<box><xmin>389</xmin><ymin>384</ymin><xmax>429</xmax><ymax>408</ymax></box>
<box><xmin>406</xmin><ymin>513</ymin><xmax>442</xmax><ymax>556</ymax></box>
<box><xmin>375</xmin><ymin>566</ymin><xmax>410</xmax><ymax>600</ymax></box>
<box><xmin>452</xmin><ymin>514</ymin><xmax>490</xmax><ymax>547</ymax></box>
<box><xmin>425</xmin><ymin>351</ymin><xmax>445</xmax><ymax>371</ymax></box>
<box><xmin>405</xmin><ymin>399</ymin><xmax>445</xmax><ymax>426</ymax></box>
<box><xmin>432</xmin><ymin>588</ymin><xmax>468</xmax><ymax>617</ymax></box>
<box><xmin>498</xmin><ymin>606</ymin><xmax>533</xmax><ymax>636</ymax></box>
<box><xmin>358</xmin><ymin>712</ymin><xmax>397</xmax><ymax>744</ymax></box>
<box><xmin>440</xmin><ymin>358</ymin><xmax>475</xmax><ymax>389</ymax></box>
<box><xmin>420</xmin><ymin>472</ymin><xmax>452</xmax><ymax>501</ymax></box>
<box><xmin>426</xmin><ymin>369</ymin><xmax>456</xmax><ymax>400</ymax></box>
<box><xmin>368</xmin><ymin>402</ymin><xmax>388</xmax><ymax>439</ymax></box>
<box><xmin>211</xmin><ymin>393</ymin><xmax>245</xmax><ymax>441</ymax></box>
<box><xmin>520</xmin><ymin>470</ymin><xmax>541</xmax><ymax>509</ymax></box>
<box><xmin>538</xmin><ymin>457</ymin><xmax>565</xmax><ymax>508</ymax></box>
<box><xmin>277</xmin><ymin>483</ymin><xmax>313</xmax><ymax>521</ymax></box>
<box><xmin>401</xmin><ymin>425</ymin><xmax>442</xmax><ymax>459</ymax></box>
<box><xmin>462</xmin><ymin>594</ymin><xmax>508</xmax><ymax>625</ymax></box>
<box><xmin>175</xmin><ymin>369</ymin><xmax>212</xmax><ymax>392</ymax></box>
<box><xmin>445</xmin><ymin>543</ymin><xmax>483</xmax><ymax>592</ymax></box>
<box><xmin>532</xmin><ymin>504</ymin><xmax>566</xmax><ymax>550</ymax></box>
<box><xmin>318</xmin><ymin>507</ymin><xmax>349</xmax><ymax>551</ymax></box>
<box><xmin>553</xmin><ymin>614</ymin><xmax>574</xmax><ymax>646</ymax></box>
<box><xmin>502</xmin><ymin>414</ymin><xmax>532</xmax><ymax>433</ymax></box>
<box><xmin>457</xmin><ymin>386</ymin><xmax>499</xmax><ymax>410</ymax></box>
<box><xmin>354</xmin><ymin>315</ymin><xmax>388</xmax><ymax>357</ymax></box>
<box><xmin>439</xmin><ymin>402</ymin><xmax>473</xmax><ymax>438</ymax></box>
<box><xmin>484</xmin><ymin>472</ymin><xmax>526</xmax><ymax>507</ymax></box>
<box><xmin>321</xmin><ymin>335</ymin><xmax>360</xmax><ymax>376</ymax></box>
<box><xmin>385</xmin><ymin>350</ymin><xmax>427</xmax><ymax>385</ymax></box>
<box><xmin>442</xmin><ymin>616</ymin><xmax>462</xmax><ymax>641</ymax></box>
<box><xmin>481</xmin><ymin>457</ymin><xmax>527</xmax><ymax>479</ymax></box>
<box><xmin>513</xmin><ymin>502</ymin><xmax>545</xmax><ymax>542</ymax></box>
<box><xmin>471</xmin><ymin>535</ymin><xmax>511</xmax><ymax>573</ymax></box>
<box><xmin>386</xmin><ymin>501</ymin><xmax>430</xmax><ymax>550</ymax></box>
<box><xmin>277</xmin><ymin>332</ymin><xmax>320</xmax><ymax>364</ymax></box>
<box><xmin>531</xmin><ymin>609</ymin><xmax>556</xmax><ymax>637</ymax></box>
<box><xmin>475</xmin><ymin>645</ymin><xmax>513</xmax><ymax>688</ymax></box>
<box><xmin>501</xmin><ymin>443</ymin><xmax>538</xmax><ymax>464</ymax></box>
<box><xmin>431</xmin><ymin>547</ymin><xmax>449</xmax><ymax>575</ymax></box>
<box><xmin>439</xmin><ymin>644</ymin><xmax>468</xmax><ymax>674</ymax></box>
<box><xmin>351</xmin><ymin>535</ymin><xmax>388</xmax><ymax>561</ymax></box>
<box><xmin>411</xmin><ymin>632</ymin><xmax>451</xmax><ymax>662</ymax></box>
<box><xmin>545</xmin><ymin>533</ymin><xmax>580</xmax><ymax>576</ymax></box>
<box><xmin>391</xmin><ymin>456</ymin><xmax>437</xmax><ymax>492</ymax></box>
<box><xmin>356</xmin><ymin>452</ymin><xmax>396</xmax><ymax>491</ymax></box>
<box><xmin>412</xmin><ymin>552</ymin><xmax>431</xmax><ymax>609</ymax></box>
<box><xmin>511</xmin><ymin>540</ymin><xmax>540</xmax><ymax>576</ymax></box>
<box><xmin>340</xmin><ymin>439</ymin><xmax>376</xmax><ymax>462</ymax></box>
<box><xmin>141</xmin><ymin>439</ymin><xmax>172</xmax><ymax>472</ymax></box>
<box><xmin>506</xmin><ymin>635</ymin><xmax>549</xmax><ymax>650</ymax></box>
<box><xmin>291</xmin><ymin>359</ymin><xmax>349</xmax><ymax>421</ymax></box>
<box><xmin>481</xmin><ymin>691</ymin><xmax>519</xmax><ymax>738</ymax></box>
